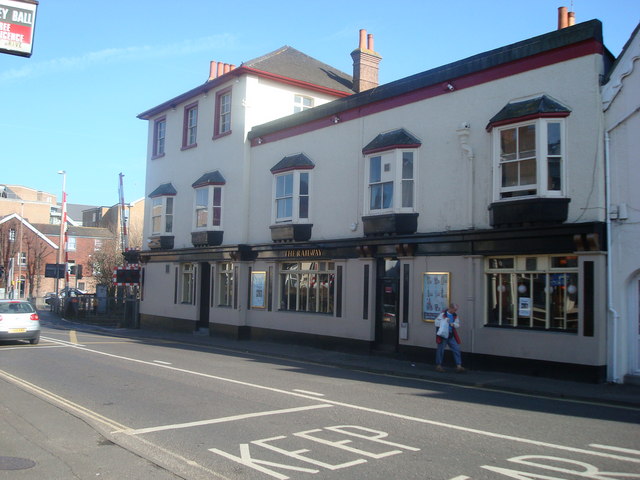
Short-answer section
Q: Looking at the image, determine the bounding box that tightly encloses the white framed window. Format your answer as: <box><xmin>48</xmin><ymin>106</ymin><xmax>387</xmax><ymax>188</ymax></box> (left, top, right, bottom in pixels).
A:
<box><xmin>294</xmin><ymin>94</ymin><xmax>314</xmax><ymax>113</ymax></box>
<box><xmin>18</xmin><ymin>252</ymin><xmax>27</xmax><ymax>266</ymax></box>
<box><xmin>215</xmin><ymin>88</ymin><xmax>232</xmax><ymax>137</ymax></box>
<box><xmin>486</xmin><ymin>255</ymin><xmax>579</xmax><ymax>332</ymax></box>
<box><xmin>365</xmin><ymin>150</ymin><xmax>415</xmax><ymax>214</ymax></box>
<box><xmin>183</xmin><ymin>103</ymin><xmax>198</xmax><ymax>148</ymax></box>
<box><xmin>494</xmin><ymin>119</ymin><xmax>565</xmax><ymax>199</ymax></box>
<box><xmin>194</xmin><ymin>186</ymin><xmax>223</xmax><ymax>229</ymax></box>
<box><xmin>218</xmin><ymin>262</ymin><xmax>234</xmax><ymax>307</ymax></box>
<box><xmin>151</xmin><ymin>196</ymin><xmax>174</xmax><ymax>235</ymax></box>
<box><xmin>274</xmin><ymin>171</ymin><xmax>309</xmax><ymax>223</ymax></box>
<box><xmin>67</xmin><ymin>237</ymin><xmax>76</xmax><ymax>252</ymax></box>
<box><xmin>180</xmin><ymin>263</ymin><xmax>195</xmax><ymax>304</ymax></box>
<box><xmin>153</xmin><ymin>117</ymin><xmax>166</xmax><ymax>157</ymax></box>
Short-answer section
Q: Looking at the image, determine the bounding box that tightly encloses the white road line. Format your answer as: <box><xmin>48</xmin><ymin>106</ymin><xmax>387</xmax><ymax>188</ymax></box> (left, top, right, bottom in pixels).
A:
<box><xmin>153</xmin><ymin>360</ymin><xmax>172</xmax><ymax>365</ymax></box>
<box><xmin>41</xmin><ymin>336</ymin><xmax>85</xmax><ymax>347</ymax></box>
<box><xmin>293</xmin><ymin>389</ymin><xmax>325</xmax><ymax>396</ymax></box>
<box><xmin>38</xmin><ymin>337</ymin><xmax>640</xmax><ymax>465</ymax></box>
<box><xmin>122</xmin><ymin>404</ymin><xmax>333</xmax><ymax>436</ymax></box>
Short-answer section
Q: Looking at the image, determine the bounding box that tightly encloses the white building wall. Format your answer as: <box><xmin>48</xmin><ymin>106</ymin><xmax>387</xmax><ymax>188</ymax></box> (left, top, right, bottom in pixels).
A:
<box><xmin>603</xmin><ymin>26</ymin><xmax>640</xmax><ymax>382</ymax></box>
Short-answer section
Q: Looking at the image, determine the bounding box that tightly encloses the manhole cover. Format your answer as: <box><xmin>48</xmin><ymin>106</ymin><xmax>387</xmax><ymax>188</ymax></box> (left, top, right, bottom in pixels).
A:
<box><xmin>0</xmin><ymin>456</ymin><xmax>36</xmax><ymax>470</ymax></box>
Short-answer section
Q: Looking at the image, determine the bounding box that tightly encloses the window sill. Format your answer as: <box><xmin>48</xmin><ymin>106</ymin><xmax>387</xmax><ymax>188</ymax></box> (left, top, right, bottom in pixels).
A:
<box><xmin>181</xmin><ymin>143</ymin><xmax>198</xmax><ymax>151</ymax></box>
<box><xmin>151</xmin><ymin>153</ymin><xmax>165</xmax><ymax>160</ymax></box>
<box><xmin>270</xmin><ymin>223</ymin><xmax>313</xmax><ymax>243</ymax></box>
<box><xmin>213</xmin><ymin>130</ymin><xmax>232</xmax><ymax>140</ymax></box>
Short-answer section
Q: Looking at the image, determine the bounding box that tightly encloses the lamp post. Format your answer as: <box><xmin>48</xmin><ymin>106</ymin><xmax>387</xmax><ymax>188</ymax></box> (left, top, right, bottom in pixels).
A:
<box><xmin>56</xmin><ymin>170</ymin><xmax>67</xmax><ymax>304</ymax></box>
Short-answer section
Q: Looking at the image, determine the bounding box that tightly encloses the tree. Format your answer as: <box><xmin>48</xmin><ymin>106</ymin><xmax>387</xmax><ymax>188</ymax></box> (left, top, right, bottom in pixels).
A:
<box><xmin>87</xmin><ymin>236</ymin><xmax>123</xmax><ymax>290</ymax></box>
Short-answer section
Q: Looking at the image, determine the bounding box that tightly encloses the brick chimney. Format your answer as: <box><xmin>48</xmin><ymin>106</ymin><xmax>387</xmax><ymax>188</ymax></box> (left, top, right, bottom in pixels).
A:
<box><xmin>351</xmin><ymin>29</ymin><xmax>381</xmax><ymax>93</ymax></box>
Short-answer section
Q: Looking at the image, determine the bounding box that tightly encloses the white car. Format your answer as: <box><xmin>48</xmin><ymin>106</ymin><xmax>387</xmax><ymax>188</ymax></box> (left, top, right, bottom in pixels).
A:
<box><xmin>0</xmin><ymin>300</ymin><xmax>41</xmax><ymax>344</ymax></box>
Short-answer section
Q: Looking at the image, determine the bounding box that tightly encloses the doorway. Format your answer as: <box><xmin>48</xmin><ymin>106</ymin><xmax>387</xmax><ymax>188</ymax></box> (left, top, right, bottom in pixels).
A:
<box><xmin>197</xmin><ymin>263</ymin><xmax>211</xmax><ymax>331</ymax></box>
<box><xmin>375</xmin><ymin>258</ymin><xmax>400</xmax><ymax>351</ymax></box>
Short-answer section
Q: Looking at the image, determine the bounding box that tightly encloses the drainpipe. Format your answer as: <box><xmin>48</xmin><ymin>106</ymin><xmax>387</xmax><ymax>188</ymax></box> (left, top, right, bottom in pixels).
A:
<box><xmin>604</xmin><ymin>131</ymin><xmax>621</xmax><ymax>383</ymax></box>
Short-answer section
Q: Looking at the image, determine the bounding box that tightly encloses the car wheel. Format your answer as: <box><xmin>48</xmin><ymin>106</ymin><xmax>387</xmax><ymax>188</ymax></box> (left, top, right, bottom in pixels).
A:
<box><xmin>30</xmin><ymin>337</ymin><xmax>40</xmax><ymax>345</ymax></box>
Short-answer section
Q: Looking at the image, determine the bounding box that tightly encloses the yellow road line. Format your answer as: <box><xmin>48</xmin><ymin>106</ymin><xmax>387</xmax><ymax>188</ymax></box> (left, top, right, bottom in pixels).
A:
<box><xmin>69</xmin><ymin>330</ymin><xmax>78</xmax><ymax>344</ymax></box>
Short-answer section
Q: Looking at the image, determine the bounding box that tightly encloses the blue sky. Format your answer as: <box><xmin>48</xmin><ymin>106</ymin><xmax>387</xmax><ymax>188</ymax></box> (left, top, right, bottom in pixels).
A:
<box><xmin>1</xmin><ymin>0</ymin><xmax>638</xmax><ymax>207</ymax></box>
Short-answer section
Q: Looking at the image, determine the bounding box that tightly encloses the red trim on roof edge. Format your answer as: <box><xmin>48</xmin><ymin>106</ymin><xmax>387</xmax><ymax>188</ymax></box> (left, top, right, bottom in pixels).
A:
<box><xmin>270</xmin><ymin>165</ymin><xmax>315</xmax><ymax>174</ymax></box>
<box><xmin>486</xmin><ymin>111</ymin><xmax>571</xmax><ymax>131</ymax></box>
<box><xmin>239</xmin><ymin>67</ymin><xmax>352</xmax><ymax>97</ymax></box>
<box><xmin>362</xmin><ymin>143</ymin><xmax>422</xmax><ymax>155</ymax></box>
<box><xmin>251</xmin><ymin>39</ymin><xmax>602</xmax><ymax>147</ymax></box>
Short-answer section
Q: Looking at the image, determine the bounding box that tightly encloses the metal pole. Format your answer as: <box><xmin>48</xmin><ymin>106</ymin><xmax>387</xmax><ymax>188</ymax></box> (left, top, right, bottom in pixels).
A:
<box><xmin>56</xmin><ymin>171</ymin><xmax>66</xmax><ymax>311</ymax></box>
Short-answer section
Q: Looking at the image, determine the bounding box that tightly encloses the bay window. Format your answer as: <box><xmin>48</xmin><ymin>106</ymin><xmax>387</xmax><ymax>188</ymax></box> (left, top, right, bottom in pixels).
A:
<box><xmin>151</xmin><ymin>196</ymin><xmax>173</xmax><ymax>235</ymax></box>
<box><xmin>366</xmin><ymin>150</ymin><xmax>415</xmax><ymax>214</ymax></box>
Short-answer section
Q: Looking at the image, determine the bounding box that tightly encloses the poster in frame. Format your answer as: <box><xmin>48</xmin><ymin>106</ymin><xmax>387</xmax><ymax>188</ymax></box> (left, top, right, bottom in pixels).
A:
<box><xmin>422</xmin><ymin>272</ymin><xmax>450</xmax><ymax>322</ymax></box>
<box><xmin>250</xmin><ymin>271</ymin><xmax>267</xmax><ymax>309</ymax></box>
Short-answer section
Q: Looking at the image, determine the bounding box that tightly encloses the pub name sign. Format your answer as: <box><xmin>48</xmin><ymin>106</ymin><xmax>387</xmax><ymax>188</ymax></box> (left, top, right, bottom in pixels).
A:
<box><xmin>0</xmin><ymin>0</ymin><xmax>37</xmax><ymax>58</ymax></box>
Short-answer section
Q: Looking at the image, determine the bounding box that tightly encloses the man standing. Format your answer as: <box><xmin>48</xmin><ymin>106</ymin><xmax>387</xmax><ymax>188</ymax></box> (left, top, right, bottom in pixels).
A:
<box><xmin>434</xmin><ymin>303</ymin><xmax>465</xmax><ymax>372</ymax></box>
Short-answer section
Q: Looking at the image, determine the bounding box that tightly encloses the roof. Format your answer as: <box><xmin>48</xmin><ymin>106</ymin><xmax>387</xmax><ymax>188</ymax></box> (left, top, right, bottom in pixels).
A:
<box><xmin>487</xmin><ymin>95</ymin><xmax>571</xmax><ymax>130</ymax></box>
<box><xmin>138</xmin><ymin>46</ymin><xmax>353</xmax><ymax>120</ymax></box>
<box><xmin>33</xmin><ymin>223</ymin><xmax>113</xmax><ymax>239</ymax></box>
<box><xmin>362</xmin><ymin>129</ymin><xmax>422</xmax><ymax>154</ymax></box>
<box><xmin>243</xmin><ymin>46</ymin><xmax>353</xmax><ymax>94</ymax></box>
<box><xmin>270</xmin><ymin>153</ymin><xmax>315</xmax><ymax>173</ymax></box>
<box><xmin>192</xmin><ymin>171</ymin><xmax>226</xmax><ymax>187</ymax></box>
<box><xmin>249</xmin><ymin>20</ymin><xmax>608</xmax><ymax>142</ymax></box>
<box><xmin>148</xmin><ymin>183</ymin><xmax>177</xmax><ymax>198</ymax></box>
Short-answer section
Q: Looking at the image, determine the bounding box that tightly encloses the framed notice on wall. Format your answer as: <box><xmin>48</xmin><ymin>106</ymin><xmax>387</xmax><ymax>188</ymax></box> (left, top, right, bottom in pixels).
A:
<box><xmin>250</xmin><ymin>271</ymin><xmax>267</xmax><ymax>309</ymax></box>
<box><xmin>422</xmin><ymin>272</ymin><xmax>450</xmax><ymax>321</ymax></box>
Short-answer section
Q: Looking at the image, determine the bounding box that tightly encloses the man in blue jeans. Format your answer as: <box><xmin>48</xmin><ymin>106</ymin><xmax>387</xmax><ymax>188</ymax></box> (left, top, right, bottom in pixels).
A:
<box><xmin>434</xmin><ymin>303</ymin><xmax>465</xmax><ymax>372</ymax></box>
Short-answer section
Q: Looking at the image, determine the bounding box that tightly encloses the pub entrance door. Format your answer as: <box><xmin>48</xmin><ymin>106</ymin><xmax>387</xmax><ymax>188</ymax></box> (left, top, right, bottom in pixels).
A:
<box><xmin>375</xmin><ymin>258</ymin><xmax>400</xmax><ymax>352</ymax></box>
<box><xmin>197</xmin><ymin>262</ymin><xmax>210</xmax><ymax>331</ymax></box>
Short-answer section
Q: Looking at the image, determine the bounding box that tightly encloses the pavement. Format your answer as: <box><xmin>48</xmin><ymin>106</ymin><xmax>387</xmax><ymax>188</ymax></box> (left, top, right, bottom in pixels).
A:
<box><xmin>44</xmin><ymin>311</ymin><xmax>640</xmax><ymax>410</ymax></box>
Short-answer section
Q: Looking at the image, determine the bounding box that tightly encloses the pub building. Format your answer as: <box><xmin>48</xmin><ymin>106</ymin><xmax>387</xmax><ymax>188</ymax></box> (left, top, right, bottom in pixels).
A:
<box><xmin>138</xmin><ymin>14</ymin><xmax>615</xmax><ymax>382</ymax></box>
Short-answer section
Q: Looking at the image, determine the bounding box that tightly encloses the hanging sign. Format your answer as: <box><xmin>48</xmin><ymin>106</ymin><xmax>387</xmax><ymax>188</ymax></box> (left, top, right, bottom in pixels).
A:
<box><xmin>0</xmin><ymin>0</ymin><xmax>38</xmax><ymax>58</ymax></box>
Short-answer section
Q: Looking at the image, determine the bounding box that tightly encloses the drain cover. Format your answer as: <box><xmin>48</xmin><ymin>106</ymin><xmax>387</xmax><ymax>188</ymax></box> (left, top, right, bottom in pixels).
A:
<box><xmin>0</xmin><ymin>456</ymin><xmax>36</xmax><ymax>470</ymax></box>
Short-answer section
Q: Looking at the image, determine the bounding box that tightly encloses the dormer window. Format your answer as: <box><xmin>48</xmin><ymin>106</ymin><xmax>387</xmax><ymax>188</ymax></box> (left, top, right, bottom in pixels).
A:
<box><xmin>488</xmin><ymin>96</ymin><xmax>570</xmax><ymax>200</ymax></box>
<box><xmin>270</xmin><ymin>154</ymin><xmax>314</xmax><ymax>224</ymax></box>
<box><xmin>362</xmin><ymin>129</ymin><xmax>421</xmax><ymax>215</ymax></box>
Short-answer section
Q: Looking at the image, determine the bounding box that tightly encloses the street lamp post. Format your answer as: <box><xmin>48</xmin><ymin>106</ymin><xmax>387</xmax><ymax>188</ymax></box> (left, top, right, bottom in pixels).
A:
<box><xmin>55</xmin><ymin>170</ymin><xmax>67</xmax><ymax>306</ymax></box>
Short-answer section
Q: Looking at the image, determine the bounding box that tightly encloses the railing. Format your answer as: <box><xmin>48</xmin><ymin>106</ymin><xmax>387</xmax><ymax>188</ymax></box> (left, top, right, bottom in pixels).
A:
<box><xmin>40</xmin><ymin>294</ymin><xmax>140</xmax><ymax>328</ymax></box>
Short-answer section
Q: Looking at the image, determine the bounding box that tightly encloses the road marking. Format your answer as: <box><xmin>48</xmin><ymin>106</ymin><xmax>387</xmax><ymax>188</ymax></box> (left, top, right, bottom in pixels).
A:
<box><xmin>41</xmin><ymin>336</ymin><xmax>85</xmax><ymax>347</ymax></box>
<box><xmin>293</xmin><ymin>389</ymin><xmax>325</xmax><ymax>396</ymax></box>
<box><xmin>122</xmin><ymin>404</ymin><xmax>332</xmax><ymax>436</ymax></box>
<box><xmin>153</xmin><ymin>360</ymin><xmax>172</xmax><ymax>365</ymax></box>
<box><xmin>38</xmin><ymin>337</ymin><xmax>640</xmax><ymax>465</ymax></box>
<box><xmin>69</xmin><ymin>330</ymin><xmax>78</xmax><ymax>344</ymax></box>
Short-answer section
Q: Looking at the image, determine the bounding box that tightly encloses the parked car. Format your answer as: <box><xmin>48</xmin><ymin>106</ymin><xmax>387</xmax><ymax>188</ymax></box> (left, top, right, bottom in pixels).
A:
<box><xmin>0</xmin><ymin>300</ymin><xmax>40</xmax><ymax>344</ymax></box>
<box><xmin>44</xmin><ymin>288</ymin><xmax>87</xmax><ymax>305</ymax></box>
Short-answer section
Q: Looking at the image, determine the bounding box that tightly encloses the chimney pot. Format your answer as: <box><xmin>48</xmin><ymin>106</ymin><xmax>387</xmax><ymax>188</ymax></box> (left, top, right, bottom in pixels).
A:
<box><xmin>359</xmin><ymin>29</ymin><xmax>367</xmax><ymax>49</ymax></box>
<box><xmin>217</xmin><ymin>62</ymin><xmax>224</xmax><ymax>77</ymax></box>
<box><xmin>209</xmin><ymin>61</ymin><xmax>218</xmax><ymax>81</ymax></box>
<box><xmin>558</xmin><ymin>6</ymin><xmax>568</xmax><ymax>29</ymax></box>
<box><xmin>224</xmin><ymin>63</ymin><xmax>231</xmax><ymax>74</ymax></box>
<box><xmin>367</xmin><ymin>34</ymin><xmax>374</xmax><ymax>51</ymax></box>
<box><xmin>568</xmin><ymin>11</ymin><xmax>575</xmax><ymax>26</ymax></box>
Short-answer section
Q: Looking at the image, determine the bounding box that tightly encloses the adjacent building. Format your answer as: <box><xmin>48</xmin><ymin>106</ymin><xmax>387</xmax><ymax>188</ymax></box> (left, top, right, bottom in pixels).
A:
<box><xmin>137</xmin><ymin>12</ymin><xmax>637</xmax><ymax>383</ymax></box>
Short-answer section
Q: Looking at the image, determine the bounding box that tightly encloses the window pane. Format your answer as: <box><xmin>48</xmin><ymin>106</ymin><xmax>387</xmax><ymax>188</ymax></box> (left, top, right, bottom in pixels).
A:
<box><xmin>500</xmin><ymin>128</ymin><xmax>517</xmax><ymax>161</ymax></box>
<box><xmin>166</xmin><ymin>198</ymin><xmax>173</xmax><ymax>215</ymax></box>
<box><xmin>369</xmin><ymin>156</ymin><xmax>381</xmax><ymax>183</ymax></box>
<box><xmin>548</xmin><ymin>157</ymin><xmax>561</xmax><ymax>191</ymax></box>
<box><xmin>518</xmin><ymin>125</ymin><xmax>536</xmax><ymax>158</ymax></box>
<box><xmin>382</xmin><ymin>182</ymin><xmax>393</xmax><ymax>209</ymax></box>
<box><xmin>502</xmin><ymin>162</ymin><xmax>518</xmax><ymax>187</ymax></box>
<box><xmin>487</xmin><ymin>273</ymin><xmax>514</xmax><ymax>326</ymax></box>
<box><xmin>165</xmin><ymin>215</ymin><xmax>173</xmax><ymax>233</ymax></box>
<box><xmin>547</xmin><ymin>122</ymin><xmax>561</xmax><ymax>155</ymax></box>
<box><xmin>299</xmin><ymin>196</ymin><xmax>308</xmax><ymax>219</ymax></box>
<box><xmin>402</xmin><ymin>152</ymin><xmax>413</xmax><ymax>179</ymax></box>
<box><xmin>520</xmin><ymin>158</ymin><xmax>536</xmax><ymax>185</ymax></box>
<box><xmin>370</xmin><ymin>184</ymin><xmax>382</xmax><ymax>210</ymax></box>
<box><xmin>299</xmin><ymin>172</ymin><xmax>309</xmax><ymax>195</ymax></box>
<box><xmin>402</xmin><ymin>179</ymin><xmax>413</xmax><ymax>208</ymax></box>
<box><xmin>212</xmin><ymin>206</ymin><xmax>221</xmax><ymax>226</ymax></box>
<box><xmin>213</xmin><ymin>187</ymin><xmax>222</xmax><ymax>206</ymax></box>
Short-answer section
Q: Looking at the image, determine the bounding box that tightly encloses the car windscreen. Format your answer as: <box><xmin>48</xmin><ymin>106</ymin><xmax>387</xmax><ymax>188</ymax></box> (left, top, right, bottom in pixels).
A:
<box><xmin>0</xmin><ymin>302</ymin><xmax>36</xmax><ymax>314</ymax></box>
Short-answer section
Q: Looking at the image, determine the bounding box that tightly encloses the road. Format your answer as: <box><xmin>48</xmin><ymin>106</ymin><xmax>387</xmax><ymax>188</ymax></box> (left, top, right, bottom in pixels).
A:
<box><xmin>1</xmin><ymin>321</ymin><xmax>639</xmax><ymax>480</ymax></box>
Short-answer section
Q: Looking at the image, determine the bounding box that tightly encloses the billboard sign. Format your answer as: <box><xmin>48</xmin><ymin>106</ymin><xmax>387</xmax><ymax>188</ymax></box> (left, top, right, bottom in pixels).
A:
<box><xmin>0</xmin><ymin>0</ymin><xmax>38</xmax><ymax>58</ymax></box>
